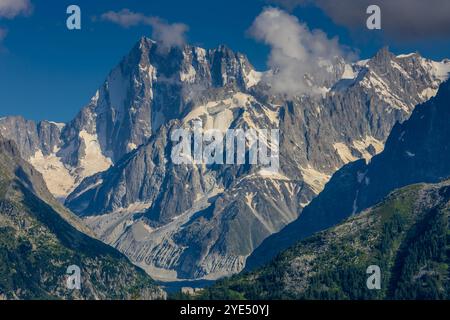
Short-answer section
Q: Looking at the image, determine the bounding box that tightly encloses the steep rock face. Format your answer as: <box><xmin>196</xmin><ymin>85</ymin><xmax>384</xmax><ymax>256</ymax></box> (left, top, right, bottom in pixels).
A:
<box><xmin>0</xmin><ymin>116</ymin><xmax>63</xmax><ymax>159</ymax></box>
<box><xmin>247</xmin><ymin>79</ymin><xmax>450</xmax><ymax>271</ymax></box>
<box><xmin>0</xmin><ymin>38</ymin><xmax>259</xmax><ymax>199</ymax></box>
<box><xmin>2</xmin><ymin>37</ymin><xmax>450</xmax><ymax>280</ymax></box>
<box><xmin>66</xmin><ymin>97</ymin><xmax>286</xmax><ymax>280</ymax></box>
<box><xmin>61</xmin><ymin>39</ymin><xmax>257</xmax><ymax>164</ymax></box>
<box><xmin>65</xmin><ymin>43</ymin><xmax>450</xmax><ymax>280</ymax></box>
<box><xmin>0</xmin><ymin>137</ymin><xmax>165</xmax><ymax>299</ymax></box>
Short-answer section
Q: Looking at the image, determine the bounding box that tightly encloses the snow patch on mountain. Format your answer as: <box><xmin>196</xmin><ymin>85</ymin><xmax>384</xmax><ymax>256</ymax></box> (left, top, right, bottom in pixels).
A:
<box><xmin>334</xmin><ymin>142</ymin><xmax>357</xmax><ymax>164</ymax></box>
<box><xmin>300</xmin><ymin>166</ymin><xmax>331</xmax><ymax>194</ymax></box>
<box><xmin>180</xmin><ymin>63</ymin><xmax>197</xmax><ymax>83</ymax></box>
<box><xmin>244</xmin><ymin>69</ymin><xmax>263</xmax><ymax>88</ymax></box>
<box><xmin>183</xmin><ymin>93</ymin><xmax>255</xmax><ymax>131</ymax></box>
<box><xmin>396</xmin><ymin>53</ymin><xmax>416</xmax><ymax>58</ymax></box>
<box><xmin>29</xmin><ymin>150</ymin><xmax>76</xmax><ymax>199</ymax></box>
<box><xmin>257</xmin><ymin>168</ymin><xmax>290</xmax><ymax>180</ymax></box>
<box><xmin>127</xmin><ymin>142</ymin><xmax>138</xmax><ymax>152</ymax></box>
<box><xmin>431</xmin><ymin>60</ymin><xmax>450</xmax><ymax>81</ymax></box>
<box><xmin>341</xmin><ymin>64</ymin><xmax>358</xmax><ymax>80</ymax></box>
<box><xmin>48</xmin><ymin>122</ymin><xmax>66</xmax><ymax>130</ymax></box>
<box><xmin>352</xmin><ymin>136</ymin><xmax>384</xmax><ymax>163</ymax></box>
<box><xmin>334</xmin><ymin>136</ymin><xmax>384</xmax><ymax>165</ymax></box>
<box><xmin>78</xmin><ymin>130</ymin><xmax>113</xmax><ymax>178</ymax></box>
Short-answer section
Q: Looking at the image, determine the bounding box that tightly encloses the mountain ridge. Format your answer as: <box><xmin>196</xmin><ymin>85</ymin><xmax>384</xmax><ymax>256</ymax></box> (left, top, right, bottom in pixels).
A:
<box><xmin>2</xmin><ymin>37</ymin><xmax>450</xmax><ymax>281</ymax></box>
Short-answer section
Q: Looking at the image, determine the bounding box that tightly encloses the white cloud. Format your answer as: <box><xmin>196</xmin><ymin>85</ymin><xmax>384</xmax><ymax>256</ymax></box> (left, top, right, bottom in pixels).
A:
<box><xmin>270</xmin><ymin>0</ymin><xmax>450</xmax><ymax>40</ymax></box>
<box><xmin>147</xmin><ymin>17</ymin><xmax>189</xmax><ymax>52</ymax></box>
<box><xmin>0</xmin><ymin>0</ymin><xmax>32</xmax><ymax>50</ymax></box>
<box><xmin>100</xmin><ymin>9</ymin><xmax>189</xmax><ymax>51</ymax></box>
<box><xmin>0</xmin><ymin>0</ymin><xmax>32</xmax><ymax>19</ymax></box>
<box><xmin>100</xmin><ymin>9</ymin><xmax>149</xmax><ymax>28</ymax></box>
<box><xmin>249</xmin><ymin>7</ymin><xmax>350</xmax><ymax>97</ymax></box>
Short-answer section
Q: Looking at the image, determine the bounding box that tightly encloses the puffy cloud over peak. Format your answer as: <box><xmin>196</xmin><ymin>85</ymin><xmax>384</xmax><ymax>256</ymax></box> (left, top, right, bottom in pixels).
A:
<box><xmin>100</xmin><ymin>9</ymin><xmax>189</xmax><ymax>51</ymax></box>
<box><xmin>249</xmin><ymin>7</ymin><xmax>352</xmax><ymax>97</ymax></box>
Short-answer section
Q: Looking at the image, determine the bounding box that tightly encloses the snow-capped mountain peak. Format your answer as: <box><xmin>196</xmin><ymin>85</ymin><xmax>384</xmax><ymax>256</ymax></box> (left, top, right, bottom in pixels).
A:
<box><xmin>1</xmin><ymin>39</ymin><xmax>449</xmax><ymax>282</ymax></box>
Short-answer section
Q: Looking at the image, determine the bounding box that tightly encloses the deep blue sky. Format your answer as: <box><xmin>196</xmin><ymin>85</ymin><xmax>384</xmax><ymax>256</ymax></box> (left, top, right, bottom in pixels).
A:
<box><xmin>1</xmin><ymin>0</ymin><xmax>450</xmax><ymax>122</ymax></box>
